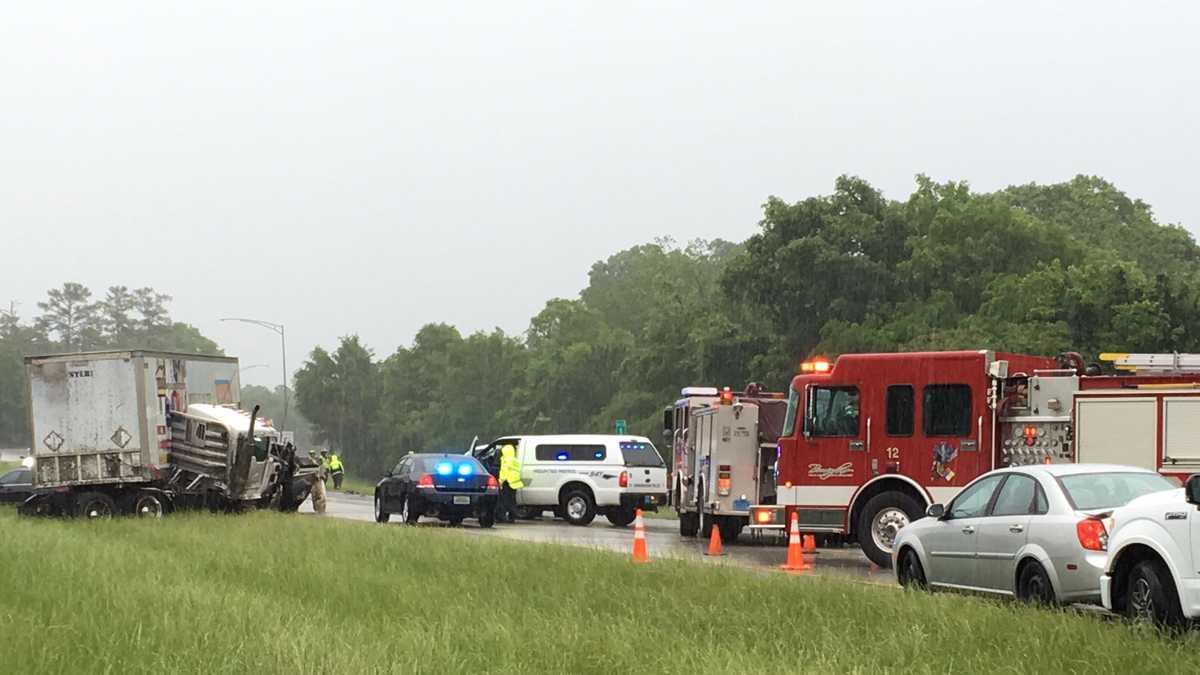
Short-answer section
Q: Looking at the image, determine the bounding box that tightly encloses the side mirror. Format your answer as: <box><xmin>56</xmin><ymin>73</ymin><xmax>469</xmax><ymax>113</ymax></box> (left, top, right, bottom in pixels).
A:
<box><xmin>926</xmin><ymin>503</ymin><xmax>945</xmax><ymax>519</ymax></box>
<box><xmin>1186</xmin><ymin>474</ymin><xmax>1200</xmax><ymax>506</ymax></box>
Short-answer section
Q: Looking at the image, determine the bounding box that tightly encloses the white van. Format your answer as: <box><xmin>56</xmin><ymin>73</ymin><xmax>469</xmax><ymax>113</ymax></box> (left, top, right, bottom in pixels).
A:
<box><xmin>472</xmin><ymin>434</ymin><xmax>668</xmax><ymax>526</ymax></box>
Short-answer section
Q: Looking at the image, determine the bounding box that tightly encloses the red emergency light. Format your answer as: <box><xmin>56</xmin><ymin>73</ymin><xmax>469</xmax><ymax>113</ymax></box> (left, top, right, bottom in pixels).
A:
<box><xmin>719</xmin><ymin>387</ymin><xmax>734</xmax><ymax>404</ymax></box>
<box><xmin>800</xmin><ymin>359</ymin><xmax>832</xmax><ymax>374</ymax></box>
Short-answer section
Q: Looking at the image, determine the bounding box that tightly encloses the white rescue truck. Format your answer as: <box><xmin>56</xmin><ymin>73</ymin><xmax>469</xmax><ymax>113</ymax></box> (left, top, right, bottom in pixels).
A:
<box><xmin>665</xmin><ymin>385</ymin><xmax>788</xmax><ymax>543</ymax></box>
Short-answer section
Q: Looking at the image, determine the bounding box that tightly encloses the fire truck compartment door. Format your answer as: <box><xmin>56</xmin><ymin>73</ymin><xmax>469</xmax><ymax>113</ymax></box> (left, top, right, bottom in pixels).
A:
<box><xmin>1075</xmin><ymin>398</ymin><xmax>1156</xmax><ymax>470</ymax></box>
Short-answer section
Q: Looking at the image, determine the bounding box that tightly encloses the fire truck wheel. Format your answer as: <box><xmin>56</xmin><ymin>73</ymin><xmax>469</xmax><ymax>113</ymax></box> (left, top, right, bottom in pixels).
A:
<box><xmin>74</xmin><ymin>492</ymin><xmax>117</xmax><ymax>520</ymax></box>
<box><xmin>679</xmin><ymin>512</ymin><xmax>699</xmax><ymax>537</ymax></box>
<box><xmin>857</xmin><ymin>492</ymin><xmax>922</xmax><ymax>568</ymax></box>
<box><xmin>561</xmin><ymin>488</ymin><xmax>596</xmax><ymax>526</ymax></box>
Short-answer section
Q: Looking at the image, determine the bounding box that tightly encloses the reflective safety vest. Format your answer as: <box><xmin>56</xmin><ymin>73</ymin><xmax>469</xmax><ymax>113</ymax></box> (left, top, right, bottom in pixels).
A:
<box><xmin>499</xmin><ymin>448</ymin><xmax>524</xmax><ymax>490</ymax></box>
<box><xmin>328</xmin><ymin>454</ymin><xmax>344</xmax><ymax>473</ymax></box>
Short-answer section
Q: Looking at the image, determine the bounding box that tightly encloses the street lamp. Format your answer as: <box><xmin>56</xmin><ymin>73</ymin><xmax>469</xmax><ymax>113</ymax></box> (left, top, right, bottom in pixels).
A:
<box><xmin>221</xmin><ymin>318</ymin><xmax>288</xmax><ymax>429</ymax></box>
<box><xmin>240</xmin><ymin>363</ymin><xmax>270</xmax><ymax>372</ymax></box>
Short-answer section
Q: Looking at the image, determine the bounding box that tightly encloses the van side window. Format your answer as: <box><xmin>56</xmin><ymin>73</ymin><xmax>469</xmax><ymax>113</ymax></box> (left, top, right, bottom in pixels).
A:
<box><xmin>886</xmin><ymin>385</ymin><xmax>914</xmax><ymax>436</ymax></box>
<box><xmin>923</xmin><ymin>384</ymin><xmax>972</xmax><ymax>437</ymax></box>
<box><xmin>535</xmin><ymin>444</ymin><xmax>607</xmax><ymax>462</ymax></box>
<box><xmin>808</xmin><ymin>386</ymin><xmax>859</xmax><ymax>437</ymax></box>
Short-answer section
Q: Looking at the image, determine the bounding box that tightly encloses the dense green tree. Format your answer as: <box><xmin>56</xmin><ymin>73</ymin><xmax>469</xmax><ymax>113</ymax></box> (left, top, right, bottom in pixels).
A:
<box><xmin>35</xmin><ymin>282</ymin><xmax>100</xmax><ymax>351</ymax></box>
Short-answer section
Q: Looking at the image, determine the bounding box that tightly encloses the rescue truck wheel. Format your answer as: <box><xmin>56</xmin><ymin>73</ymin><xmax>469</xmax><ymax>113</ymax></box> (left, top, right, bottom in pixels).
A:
<box><xmin>700</xmin><ymin>513</ymin><xmax>714</xmax><ymax>540</ymax></box>
<box><xmin>679</xmin><ymin>512</ymin><xmax>699</xmax><ymax>537</ymax></box>
<box><xmin>561</xmin><ymin>487</ymin><xmax>596</xmax><ymax>526</ymax></box>
<box><xmin>718</xmin><ymin>517</ymin><xmax>742</xmax><ymax>544</ymax></box>
<box><xmin>606</xmin><ymin>507</ymin><xmax>637</xmax><ymax>527</ymax></box>
<box><xmin>374</xmin><ymin>493</ymin><xmax>390</xmax><ymax>523</ymax></box>
<box><xmin>857</xmin><ymin>492</ymin><xmax>922</xmax><ymax>568</ymax></box>
<box><xmin>74</xmin><ymin>492</ymin><xmax>117</xmax><ymax>520</ymax></box>
<box><xmin>1016</xmin><ymin>560</ymin><xmax>1056</xmax><ymax>605</ymax></box>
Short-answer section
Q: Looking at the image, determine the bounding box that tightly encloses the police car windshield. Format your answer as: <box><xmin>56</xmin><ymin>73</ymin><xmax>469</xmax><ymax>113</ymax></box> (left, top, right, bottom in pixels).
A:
<box><xmin>620</xmin><ymin>441</ymin><xmax>665</xmax><ymax>467</ymax></box>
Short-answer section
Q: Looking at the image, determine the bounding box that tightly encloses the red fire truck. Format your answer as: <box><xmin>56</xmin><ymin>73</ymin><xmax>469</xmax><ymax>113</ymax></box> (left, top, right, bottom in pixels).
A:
<box><xmin>748</xmin><ymin>350</ymin><xmax>1200</xmax><ymax>567</ymax></box>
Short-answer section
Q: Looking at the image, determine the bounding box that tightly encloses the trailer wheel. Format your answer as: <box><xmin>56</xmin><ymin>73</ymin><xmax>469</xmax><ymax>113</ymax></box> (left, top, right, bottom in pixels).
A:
<box><xmin>679</xmin><ymin>512</ymin><xmax>699</xmax><ymax>537</ymax></box>
<box><xmin>123</xmin><ymin>491</ymin><xmax>166</xmax><ymax>518</ymax></box>
<box><xmin>857</xmin><ymin>492</ymin><xmax>922</xmax><ymax>568</ymax></box>
<box><xmin>75</xmin><ymin>492</ymin><xmax>117</xmax><ymax>520</ymax></box>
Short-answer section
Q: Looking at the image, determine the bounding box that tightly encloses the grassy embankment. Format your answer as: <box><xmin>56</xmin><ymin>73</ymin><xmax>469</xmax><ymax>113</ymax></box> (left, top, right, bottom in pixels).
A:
<box><xmin>1</xmin><ymin>509</ymin><xmax>1196</xmax><ymax>674</ymax></box>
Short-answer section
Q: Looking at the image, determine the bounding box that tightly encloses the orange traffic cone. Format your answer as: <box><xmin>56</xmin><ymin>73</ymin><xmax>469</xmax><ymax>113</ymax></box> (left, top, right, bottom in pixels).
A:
<box><xmin>802</xmin><ymin>534</ymin><xmax>817</xmax><ymax>569</ymax></box>
<box><xmin>631</xmin><ymin>508</ymin><xmax>650</xmax><ymax>564</ymax></box>
<box><xmin>705</xmin><ymin>520</ymin><xmax>725</xmax><ymax>556</ymax></box>
<box><xmin>780</xmin><ymin>512</ymin><xmax>809</xmax><ymax>573</ymax></box>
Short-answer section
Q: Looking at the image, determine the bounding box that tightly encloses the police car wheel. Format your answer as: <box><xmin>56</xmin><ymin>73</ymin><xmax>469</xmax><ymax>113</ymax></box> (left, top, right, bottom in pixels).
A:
<box><xmin>374</xmin><ymin>493</ymin><xmax>390</xmax><ymax>523</ymax></box>
<box><xmin>479</xmin><ymin>511</ymin><xmax>495</xmax><ymax>528</ymax></box>
<box><xmin>402</xmin><ymin>496</ymin><xmax>420</xmax><ymax>525</ymax></box>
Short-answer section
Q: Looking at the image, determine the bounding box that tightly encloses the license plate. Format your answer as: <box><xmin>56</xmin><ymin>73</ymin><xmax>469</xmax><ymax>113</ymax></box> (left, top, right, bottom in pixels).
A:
<box><xmin>453</xmin><ymin>496</ymin><xmax>471</xmax><ymax>505</ymax></box>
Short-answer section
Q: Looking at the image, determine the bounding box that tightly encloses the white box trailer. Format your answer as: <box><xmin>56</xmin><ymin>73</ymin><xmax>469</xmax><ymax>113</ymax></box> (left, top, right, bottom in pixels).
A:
<box><xmin>23</xmin><ymin>350</ymin><xmax>310</xmax><ymax>517</ymax></box>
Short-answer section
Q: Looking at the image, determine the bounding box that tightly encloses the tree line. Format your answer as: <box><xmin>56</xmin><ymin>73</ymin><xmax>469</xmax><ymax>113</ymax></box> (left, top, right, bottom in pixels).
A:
<box><xmin>294</xmin><ymin>175</ymin><xmax>1200</xmax><ymax>479</ymax></box>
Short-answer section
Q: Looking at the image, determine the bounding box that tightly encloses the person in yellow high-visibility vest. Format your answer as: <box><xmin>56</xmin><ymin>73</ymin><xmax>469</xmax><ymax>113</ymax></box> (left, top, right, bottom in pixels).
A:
<box><xmin>497</xmin><ymin>444</ymin><xmax>524</xmax><ymax>523</ymax></box>
<box><xmin>328</xmin><ymin>452</ymin><xmax>345</xmax><ymax>490</ymax></box>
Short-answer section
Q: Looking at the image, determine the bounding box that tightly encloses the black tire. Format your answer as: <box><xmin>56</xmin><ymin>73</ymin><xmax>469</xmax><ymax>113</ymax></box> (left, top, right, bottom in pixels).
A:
<box><xmin>560</xmin><ymin>488</ymin><xmax>596</xmax><ymax>526</ymax></box>
<box><xmin>401</xmin><ymin>495</ymin><xmax>420</xmax><ymax>525</ymax></box>
<box><xmin>700</xmin><ymin>513</ymin><xmax>714</xmax><ymax>540</ymax></box>
<box><xmin>679</xmin><ymin>511</ymin><xmax>699</xmax><ymax>537</ymax></box>
<box><xmin>479</xmin><ymin>510</ymin><xmax>496</xmax><ymax>529</ymax></box>
<box><xmin>1016</xmin><ymin>560</ymin><xmax>1056</xmax><ymax>604</ymax></box>
<box><xmin>1126</xmin><ymin>558</ymin><xmax>1185</xmax><ymax>628</ymax></box>
<box><xmin>374</xmin><ymin>492</ymin><xmax>390</xmax><ymax>523</ymax></box>
<box><xmin>123</xmin><ymin>491</ymin><xmax>166</xmax><ymax>518</ymax></box>
<box><xmin>897</xmin><ymin>547</ymin><xmax>927</xmax><ymax>590</ymax></box>
<box><xmin>717</xmin><ymin>517</ymin><xmax>742</xmax><ymax>544</ymax></box>
<box><xmin>74</xmin><ymin>492</ymin><xmax>117</xmax><ymax>520</ymax></box>
<box><xmin>606</xmin><ymin>507</ymin><xmax>637</xmax><ymax>527</ymax></box>
<box><xmin>445</xmin><ymin>517</ymin><xmax>465</xmax><ymax>526</ymax></box>
<box><xmin>857</xmin><ymin>492</ymin><xmax>923</xmax><ymax>568</ymax></box>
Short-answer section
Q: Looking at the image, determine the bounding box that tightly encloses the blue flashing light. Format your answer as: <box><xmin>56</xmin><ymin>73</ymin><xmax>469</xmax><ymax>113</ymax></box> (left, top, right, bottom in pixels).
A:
<box><xmin>435</xmin><ymin>462</ymin><xmax>453</xmax><ymax>476</ymax></box>
<box><xmin>594</xmin><ymin>451</ymin><xmax>604</xmax><ymax>459</ymax></box>
<box><xmin>556</xmin><ymin>452</ymin><xmax>569</xmax><ymax>461</ymax></box>
<box><xmin>457</xmin><ymin>463</ymin><xmax>473</xmax><ymax>476</ymax></box>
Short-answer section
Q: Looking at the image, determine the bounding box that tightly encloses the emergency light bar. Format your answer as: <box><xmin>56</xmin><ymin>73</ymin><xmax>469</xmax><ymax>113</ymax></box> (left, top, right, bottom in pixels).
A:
<box><xmin>800</xmin><ymin>359</ymin><xmax>832</xmax><ymax>374</ymax></box>
<box><xmin>680</xmin><ymin>386</ymin><xmax>720</xmax><ymax>397</ymax></box>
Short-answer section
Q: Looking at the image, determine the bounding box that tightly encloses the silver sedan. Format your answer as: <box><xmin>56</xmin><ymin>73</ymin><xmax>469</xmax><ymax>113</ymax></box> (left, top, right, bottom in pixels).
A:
<box><xmin>892</xmin><ymin>464</ymin><xmax>1176</xmax><ymax>603</ymax></box>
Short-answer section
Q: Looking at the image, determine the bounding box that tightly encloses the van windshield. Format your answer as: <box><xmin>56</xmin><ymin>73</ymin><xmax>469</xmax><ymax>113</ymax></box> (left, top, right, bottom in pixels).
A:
<box><xmin>620</xmin><ymin>441</ymin><xmax>665</xmax><ymax>467</ymax></box>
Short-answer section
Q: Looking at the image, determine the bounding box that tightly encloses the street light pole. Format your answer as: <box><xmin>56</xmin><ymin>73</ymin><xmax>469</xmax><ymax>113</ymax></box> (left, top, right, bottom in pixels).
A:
<box><xmin>221</xmin><ymin>317</ymin><xmax>288</xmax><ymax>430</ymax></box>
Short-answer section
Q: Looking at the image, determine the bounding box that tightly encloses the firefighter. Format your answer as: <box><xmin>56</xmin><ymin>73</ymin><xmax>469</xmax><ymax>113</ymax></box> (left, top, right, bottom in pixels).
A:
<box><xmin>328</xmin><ymin>452</ymin><xmax>345</xmax><ymax>490</ymax></box>
<box><xmin>497</xmin><ymin>444</ymin><xmax>524</xmax><ymax>523</ymax></box>
<box><xmin>837</xmin><ymin>390</ymin><xmax>860</xmax><ymax>435</ymax></box>
<box><xmin>308</xmin><ymin>450</ymin><xmax>328</xmax><ymax>514</ymax></box>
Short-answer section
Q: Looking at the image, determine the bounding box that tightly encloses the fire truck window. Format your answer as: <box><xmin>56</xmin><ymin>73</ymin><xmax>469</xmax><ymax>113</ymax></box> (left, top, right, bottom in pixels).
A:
<box><xmin>923</xmin><ymin>384</ymin><xmax>972</xmax><ymax>437</ymax></box>
<box><xmin>991</xmin><ymin>474</ymin><xmax>1038</xmax><ymax>517</ymax></box>
<box><xmin>809</xmin><ymin>386</ymin><xmax>859</xmax><ymax>437</ymax></box>
<box><xmin>886</xmin><ymin>385</ymin><xmax>914</xmax><ymax>436</ymax></box>
<box><xmin>782</xmin><ymin>387</ymin><xmax>799</xmax><ymax>437</ymax></box>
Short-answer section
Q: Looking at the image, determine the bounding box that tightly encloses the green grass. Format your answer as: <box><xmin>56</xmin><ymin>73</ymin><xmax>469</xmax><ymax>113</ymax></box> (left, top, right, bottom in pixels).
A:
<box><xmin>0</xmin><ymin>509</ymin><xmax>1196</xmax><ymax>674</ymax></box>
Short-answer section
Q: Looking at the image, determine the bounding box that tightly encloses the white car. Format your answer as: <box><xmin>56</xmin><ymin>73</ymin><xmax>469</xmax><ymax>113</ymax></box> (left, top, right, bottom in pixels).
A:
<box><xmin>1101</xmin><ymin>475</ymin><xmax>1200</xmax><ymax>626</ymax></box>
<box><xmin>471</xmin><ymin>434</ymin><xmax>668</xmax><ymax>526</ymax></box>
<box><xmin>893</xmin><ymin>464</ymin><xmax>1175</xmax><ymax>603</ymax></box>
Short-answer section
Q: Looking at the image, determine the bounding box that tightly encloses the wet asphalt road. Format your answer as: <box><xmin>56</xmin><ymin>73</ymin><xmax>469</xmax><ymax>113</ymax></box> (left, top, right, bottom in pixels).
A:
<box><xmin>308</xmin><ymin>490</ymin><xmax>897</xmax><ymax>586</ymax></box>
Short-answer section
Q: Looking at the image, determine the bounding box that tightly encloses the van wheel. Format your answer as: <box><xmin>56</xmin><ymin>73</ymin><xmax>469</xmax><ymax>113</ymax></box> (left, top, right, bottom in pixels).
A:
<box><xmin>606</xmin><ymin>507</ymin><xmax>637</xmax><ymax>527</ymax></box>
<box><xmin>679</xmin><ymin>512</ymin><xmax>699</xmax><ymax>537</ymax></box>
<box><xmin>857</xmin><ymin>492</ymin><xmax>922</xmax><ymax>568</ymax></box>
<box><xmin>1126</xmin><ymin>558</ymin><xmax>1184</xmax><ymax>627</ymax></box>
<box><xmin>75</xmin><ymin>492</ymin><xmax>117</xmax><ymax>520</ymax></box>
<box><xmin>561</xmin><ymin>488</ymin><xmax>596</xmax><ymax>526</ymax></box>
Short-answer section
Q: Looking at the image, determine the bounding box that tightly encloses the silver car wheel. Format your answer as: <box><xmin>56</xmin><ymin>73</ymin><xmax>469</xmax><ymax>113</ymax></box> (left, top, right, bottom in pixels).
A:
<box><xmin>1130</xmin><ymin>577</ymin><xmax>1154</xmax><ymax>617</ymax></box>
<box><xmin>871</xmin><ymin>507</ymin><xmax>910</xmax><ymax>554</ymax></box>
<box><xmin>567</xmin><ymin>496</ymin><xmax>587</xmax><ymax>520</ymax></box>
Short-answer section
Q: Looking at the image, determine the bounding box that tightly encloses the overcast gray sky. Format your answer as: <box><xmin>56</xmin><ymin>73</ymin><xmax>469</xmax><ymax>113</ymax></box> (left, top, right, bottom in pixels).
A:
<box><xmin>3</xmin><ymin>1</ymin><xmax>1197</xmax><ymax>387</ymax></box>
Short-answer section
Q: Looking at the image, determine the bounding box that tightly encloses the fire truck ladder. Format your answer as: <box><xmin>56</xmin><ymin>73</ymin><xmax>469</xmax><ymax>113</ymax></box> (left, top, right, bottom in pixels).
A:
<box><xmin>1100</xmin><ymin>352</ymin><xmax>1200</xmax><ymax>373</ymax></box>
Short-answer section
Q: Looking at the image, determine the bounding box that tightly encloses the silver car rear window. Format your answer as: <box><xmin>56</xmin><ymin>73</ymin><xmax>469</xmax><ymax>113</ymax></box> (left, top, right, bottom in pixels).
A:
<box><xmin>1057</xmin><ymin>472</ymin><xmax>1175</xmax><ymax>510</ymax></box>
